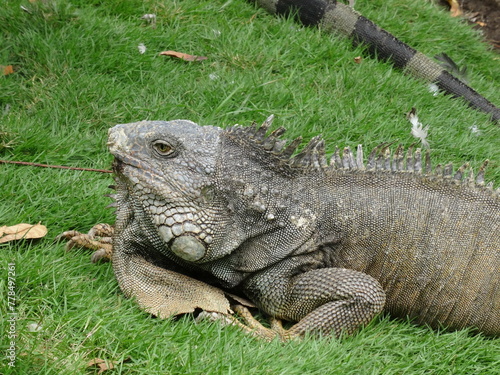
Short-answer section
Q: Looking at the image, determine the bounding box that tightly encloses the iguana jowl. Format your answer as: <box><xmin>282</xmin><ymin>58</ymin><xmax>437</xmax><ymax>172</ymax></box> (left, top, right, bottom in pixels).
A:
<box><xmin>251</xmin><ymin>0</ymin><xmax>500</xmax><ymax>122</ymax></box>
<box><xmin>107</xmin><ymin>116</ymin><xmax>499</xmax><ymax>338</ymax></box>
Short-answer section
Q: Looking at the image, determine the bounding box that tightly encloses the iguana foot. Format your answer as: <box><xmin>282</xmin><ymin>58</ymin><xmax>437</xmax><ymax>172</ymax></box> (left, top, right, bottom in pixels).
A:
<box><xmin>197</xmin><ymin>305</ymin><xmax>290</xmax><ymax>341</ymax></box>
<box><xmin>57</xmin><ymin>223</ymin><xmax>114</xmax><ymax>262</ymax></box>
<box><xmin>232</xmin><ymin>305</ymin><xmax>289</xmax><ymax>340</ymax></box>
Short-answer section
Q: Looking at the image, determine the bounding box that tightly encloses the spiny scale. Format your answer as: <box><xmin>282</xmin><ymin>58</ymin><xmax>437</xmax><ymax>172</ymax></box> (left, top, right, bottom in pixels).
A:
<box><xmin>226</xmin><ymin>117</ymin><xmax>497</xmax><ymax>193</ymax></box>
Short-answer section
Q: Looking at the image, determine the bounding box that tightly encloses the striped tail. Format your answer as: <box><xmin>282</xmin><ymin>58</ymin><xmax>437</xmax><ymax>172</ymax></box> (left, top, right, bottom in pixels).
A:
<box><xmin>254</xmin><ymin>0</ymin><xmax>500</xmax><ymax>122</ymax></box>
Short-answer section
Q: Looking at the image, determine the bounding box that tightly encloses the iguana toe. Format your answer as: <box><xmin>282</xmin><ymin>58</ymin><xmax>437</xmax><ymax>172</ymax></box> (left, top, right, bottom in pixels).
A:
<box><xmin>57</xmin><ymin>223</ymin><xmax>114</xmax><ymax>262</ymax></box>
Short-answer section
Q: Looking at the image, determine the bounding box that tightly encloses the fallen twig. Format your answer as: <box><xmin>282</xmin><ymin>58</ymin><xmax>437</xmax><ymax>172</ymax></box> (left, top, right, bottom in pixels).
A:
<box><xmin>0</xmin><ymin>160</ymin><xmax>113</xmax><ymax>173</ymax></box>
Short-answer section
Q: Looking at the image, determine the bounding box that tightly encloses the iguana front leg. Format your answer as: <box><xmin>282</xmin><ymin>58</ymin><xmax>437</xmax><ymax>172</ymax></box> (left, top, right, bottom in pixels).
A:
<box><xmin>58</xmin><ymin>224</ymin><xmax>281</xmax><ymax>338</ymax></box>
<box><xmin>113</xmin><ymin>252</ymin><xmax>235</xmax><ymax>318</ymax></box>
<box><xmin>58</xmin><ymin>224</ymin><xmax>278</xmax><ymax>338</ymax></box>
<box><xmin>243</xmin><ymin>259</ymin><xmax>386</xmax><ymax>338</ymax></box>
<box><xmin>58</xmin><ymin>224</ymin><xmax>235</xmax><ymax>317</ymax></box>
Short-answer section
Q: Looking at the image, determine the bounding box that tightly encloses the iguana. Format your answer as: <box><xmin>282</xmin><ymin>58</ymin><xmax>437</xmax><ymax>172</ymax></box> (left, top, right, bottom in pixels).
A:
<box><xmin>67</xmin><ymin>116</ymin><xmax>497</xmax><ymax>340</ymax></box>
<box><xmin>249</xmin><ymin>0</ymin><xmax>500</xmax><ymax>122</ymax></box>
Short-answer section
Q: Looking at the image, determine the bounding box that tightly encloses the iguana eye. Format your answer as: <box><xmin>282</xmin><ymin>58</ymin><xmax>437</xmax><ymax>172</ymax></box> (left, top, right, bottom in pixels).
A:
<box><xmin>152</xmin><ymin>140</ymin><xmax>176</xmax><ymax>157</ymax></box>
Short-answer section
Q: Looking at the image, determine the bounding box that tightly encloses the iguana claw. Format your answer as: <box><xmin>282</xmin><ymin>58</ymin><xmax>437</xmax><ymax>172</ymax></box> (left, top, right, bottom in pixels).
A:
<box><xmin>57</xmin><ymin>223</ymin><xmax>114</xmax><ymax>262</ymax></box>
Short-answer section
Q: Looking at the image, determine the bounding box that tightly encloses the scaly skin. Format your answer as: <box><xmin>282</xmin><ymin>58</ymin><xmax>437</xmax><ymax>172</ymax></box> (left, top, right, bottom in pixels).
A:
<box><xmin>107</xmin><ymin>117</ymin><xmax>499</xmax><ymax>338</ymax></box>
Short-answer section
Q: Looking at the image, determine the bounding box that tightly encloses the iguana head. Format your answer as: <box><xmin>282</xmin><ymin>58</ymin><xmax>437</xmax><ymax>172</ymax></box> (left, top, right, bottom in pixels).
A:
<box><xmin>108</xmin><ymin>120</ymin><xmax>222</xmax><ymax>263</ymax></box>
<box><xmin>108</xmin><ymin>117</ymin><xmax>326</xmax><ymax>275</ymax></box>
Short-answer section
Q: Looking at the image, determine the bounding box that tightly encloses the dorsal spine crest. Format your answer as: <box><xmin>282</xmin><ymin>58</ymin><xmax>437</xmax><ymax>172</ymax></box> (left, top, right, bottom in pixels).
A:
<box><xmin>225</xmin><ymin>117</ymin><xmax>496</xmax><ymax>191</ymax></box>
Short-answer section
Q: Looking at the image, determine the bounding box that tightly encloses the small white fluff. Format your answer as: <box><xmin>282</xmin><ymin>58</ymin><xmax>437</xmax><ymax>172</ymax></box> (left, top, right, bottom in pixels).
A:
<box><xmin>27</xmin><ymin>322</ymin><xmax>43</xmax><ymax>332</ymax></box>
<box><xmin>428</xmin><ymin>83</ymin><xmax>439</xmax><ymax>96</ymax></box>
<box><xmin>469</xmin><ymin>124</ymin><xmax>481</xmax><ymax>135</ymax></box>
<box><xmin>138</xmin><ymin>43</ymin><xmax>146</xmax><ymax>54</ymax></box>
<box><xmin>407</xmin><ymin>108</ymin><xmax>430</xmax><ymax>148</ymax></box>
<box><xmin>141</xmin><ymin>14</ymin><xmax>156</xmax><ymax>22</ymax></box>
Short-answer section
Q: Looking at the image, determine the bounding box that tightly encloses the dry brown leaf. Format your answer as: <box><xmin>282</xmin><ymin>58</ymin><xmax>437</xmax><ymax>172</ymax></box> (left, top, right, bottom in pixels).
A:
<box><xmin>159</xmin><ymin>50</ymin><xmax>207</xmax><ymax>62</ymax></box>
<box><xmin>354</xmin><ymin>56</ymin><xmax>362</xmax><ymax>64</ymax></box>
<box><xmin>226</xmin><ymin>292</ymin><xmax>256</xmax><ymax>308</ymax></box>
<box><xmin>476</xmin><ymin>21</ymin><xmax>487</xmax><ymax>27</ymax></box>
<box><xmin>86</xmin><ymin>358</ymin><xmax>117</xmax><ymax>374</ymax></box>
<box><xmin>0</xmin><ymin>222</ymin><xmax>48</xmax><ymax>243</ymax></box>
<box><xmin>2</xmin><ymin>65</ymin><xmax>14</xmax><ymax>76</ymax></box>
<box><xmin>446</xmin><ymin>0</ymin><xmax>463</xmax><ymax>17</ymax></box>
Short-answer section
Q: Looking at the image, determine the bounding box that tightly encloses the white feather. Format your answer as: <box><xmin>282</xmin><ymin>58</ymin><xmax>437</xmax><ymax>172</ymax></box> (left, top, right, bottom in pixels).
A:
<box><xmin>408</xmin><ymin>110</ymin><xmax>430</xmax><ymax>148</ymax></box>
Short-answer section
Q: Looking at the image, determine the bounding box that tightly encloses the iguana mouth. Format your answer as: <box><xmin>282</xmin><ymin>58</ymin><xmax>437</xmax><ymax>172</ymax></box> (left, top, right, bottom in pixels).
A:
<box><xmin>111</xmin><ymin>152</ymin><xmax>167</xmax><ymax>188</ymax></box>
<box><xmin>110</xmin><ymin>152</ymin><xmax>148</xmax><ymax>173</ymax></box>
<box><xmin>112</xmin><ymin>158</ymin><xmax>124</xmax><ymax>174</ymax></box>
<box><xmin>111</xmin><ymin>157</ymin><xmax>144</xmax><ymax>181</ymax></box>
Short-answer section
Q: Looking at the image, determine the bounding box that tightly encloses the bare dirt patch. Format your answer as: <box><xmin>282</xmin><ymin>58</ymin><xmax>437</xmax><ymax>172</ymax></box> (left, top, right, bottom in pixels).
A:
<box><xmin>441</xmin><ymin>0</ymin><xmax>500</xmax><ymax>50</ymax></box>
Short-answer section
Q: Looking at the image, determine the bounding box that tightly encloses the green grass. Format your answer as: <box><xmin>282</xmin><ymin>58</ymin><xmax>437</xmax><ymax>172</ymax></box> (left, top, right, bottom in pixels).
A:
<box><xmin>1</xmin><ymin>0</ymin><xmax>499</xmax><ymax>373</ymax></box>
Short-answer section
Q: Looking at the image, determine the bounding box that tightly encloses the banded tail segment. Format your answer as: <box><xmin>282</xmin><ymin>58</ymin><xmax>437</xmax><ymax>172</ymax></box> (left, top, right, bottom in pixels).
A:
<box><xmin>253</xmin><ymin>0</ymin><xmax>500</xmax><ymax>122</ymax></box>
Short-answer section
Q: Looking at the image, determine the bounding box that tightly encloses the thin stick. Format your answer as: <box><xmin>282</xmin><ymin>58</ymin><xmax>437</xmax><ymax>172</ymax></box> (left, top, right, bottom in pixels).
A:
<box><xmin>0</xmin><ymin>160</ymin><xmax>113</xmax><ymax>174</ymax></box>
